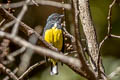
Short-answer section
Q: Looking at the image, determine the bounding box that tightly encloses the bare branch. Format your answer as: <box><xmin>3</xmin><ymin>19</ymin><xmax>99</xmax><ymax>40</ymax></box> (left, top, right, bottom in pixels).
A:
<box><xmin>110</xmin><ymin>34</ymin><xmax>120</xmax><ymax>38</ymax></box>
<box><xmin>107</xmin><ymin>0</ymin><xmax>117</xmax><ymax>35</ymax></box>
<box><xmin>0</xmin><ymin>63</ymin><xmax>18</xmax><ymax>80</ymax></box>
<box><xmin>0</xmin><ymin>0</ymin><xmax>71</xmax><ymax>10</ymax></box>
<box><xmin>63</xmin><ymin>27</ymin><xmax>75</xmax><ymax>43</ymax></box>
<box><xmin>11</xmin><ymin>0</ymin><xmax>30</xmax><ymax>36</ymax></box>
<box><xmin>3</xmin><ymin>68</ymin><xmax>18</xmax><ymax>80</ymax></box>
<box><xmin>19</xmin><ymin>60</ymin><xmax>45</xmax><ymax>80</ymax></box>
<box><xmin>64</xmin><ymin>51</ymin><xmax>77</xmax><ymax>56</ymax></box>
<box><xmin>0</xmin><ymin>20</ymin><xmax>15</xmax><ymax>31</ymax></box>
<box><xmin>99</xmin><ymin>36</ymin><xmax>108</xmax><ymax>49</ymax></box>
<box><xmin>7</xmin><ymin>47</ymin><xmax>26</xmax><ymax>61</ymax></box>
<box><xmin>0</xmin><ymin>19</ymin><xmax>6</xmax><ymax>26</ymax></box>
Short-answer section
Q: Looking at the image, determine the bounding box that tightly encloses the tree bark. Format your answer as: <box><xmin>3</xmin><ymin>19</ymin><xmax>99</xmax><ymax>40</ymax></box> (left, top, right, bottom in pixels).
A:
<box><xmin>78</xmin><ymin>0</ymin><xmax>107</xmax><ymax>79</ymax></box>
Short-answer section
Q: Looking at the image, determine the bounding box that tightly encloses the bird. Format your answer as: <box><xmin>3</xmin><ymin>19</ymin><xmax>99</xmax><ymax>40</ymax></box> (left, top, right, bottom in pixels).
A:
<box><xmin>43</xmin><ymin>13</ymin><xmax>64</xmax><ymax>75</ymax></box>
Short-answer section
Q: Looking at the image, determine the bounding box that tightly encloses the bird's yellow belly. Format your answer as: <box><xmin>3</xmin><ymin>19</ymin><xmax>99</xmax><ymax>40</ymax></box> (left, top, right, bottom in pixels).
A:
<box><xmin>44</xmin><ymin>27</ymin><xmax>63</xmax><ymax>51</ymax></box>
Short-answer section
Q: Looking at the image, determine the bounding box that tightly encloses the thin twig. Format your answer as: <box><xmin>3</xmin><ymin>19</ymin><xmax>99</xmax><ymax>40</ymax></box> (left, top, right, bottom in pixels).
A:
<box><xmin>107</xmin><ymin>0</ymin><xmax>117</xmax><ymax>35</ymax></box>
<box><xmin>99</xmin><ymin>36</ymin><xmax>109</xmax><ymax>49</ymax></box>
<box><xmin>99</xmin><ymin>0</ymin><xmax>117</xmax><ymax>49</ymax></box>
<box><xmin>0</xmin><ymin>20</ymin><xmax>15</xmax><ymax>31</ymax></box>
<box><xmin>19</xmin><ymin>60</ymin><xmax>46</xmax><ymax>80</ymax></box>
<box><xmin>110</xmin><ymin>34</ymin><xmax>120</xmax><ymax>38</ymax></box>
<box><xmin>0</xmin><ymin>19</ymin><xmax>6</xmax><ymax>26</ymax></box>
<box><xmin>98</xmin><ymin>0</ymin><xmax>117</xmax><ymax>79</ymax></box>
<box><xmin>64</xmin><ymin>51</ymin><xmax>77</xmax><ymax>56</ymax></box>
<box><xmin>63</xmin><ymin>27</ymin><xmax>75</xmax><ymax>43</ymax></box>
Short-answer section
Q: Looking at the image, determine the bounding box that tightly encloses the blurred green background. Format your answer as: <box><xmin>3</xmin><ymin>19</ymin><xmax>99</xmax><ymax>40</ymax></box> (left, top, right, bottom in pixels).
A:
<box><xmin>0</xmin><ymin>0</ymin><xmax>120</xmax><ymax>80</ymax></box>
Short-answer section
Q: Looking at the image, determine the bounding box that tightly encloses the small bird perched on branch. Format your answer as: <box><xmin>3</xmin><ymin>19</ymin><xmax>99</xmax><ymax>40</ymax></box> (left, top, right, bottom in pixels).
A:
<box><xmin>43</xmin><ymin>13</ymin><xmax>64</xmax><ymax>75</ymax></box>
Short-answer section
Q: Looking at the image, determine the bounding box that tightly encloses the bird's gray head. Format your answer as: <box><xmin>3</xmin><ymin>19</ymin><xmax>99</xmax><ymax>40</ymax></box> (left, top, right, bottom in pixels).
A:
<box><xmin>47</xmin><ymin>13</ymin><xmax>64</xmax><ymax>23</ymax></box>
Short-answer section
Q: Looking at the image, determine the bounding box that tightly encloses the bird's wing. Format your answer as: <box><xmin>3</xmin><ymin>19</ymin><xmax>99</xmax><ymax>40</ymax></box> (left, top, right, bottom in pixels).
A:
<box><xmin>42</xmin><ymin>22</ymin><xmax>55</xmax><ymax>38</ymax></box>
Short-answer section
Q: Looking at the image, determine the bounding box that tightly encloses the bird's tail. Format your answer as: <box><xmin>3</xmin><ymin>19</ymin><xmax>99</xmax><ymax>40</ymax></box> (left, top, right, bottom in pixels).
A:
<box><xmin>50</xmin><ymin>59</ymin><xmax>58</xmax><ymax>75</ymax></box>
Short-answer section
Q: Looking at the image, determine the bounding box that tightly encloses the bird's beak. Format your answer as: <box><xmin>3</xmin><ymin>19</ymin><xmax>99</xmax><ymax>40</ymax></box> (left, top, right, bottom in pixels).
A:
<box><xmin>60</xmin><ymin>15</ymin><xmax>64</xmax><ymax>18</ymax></box>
